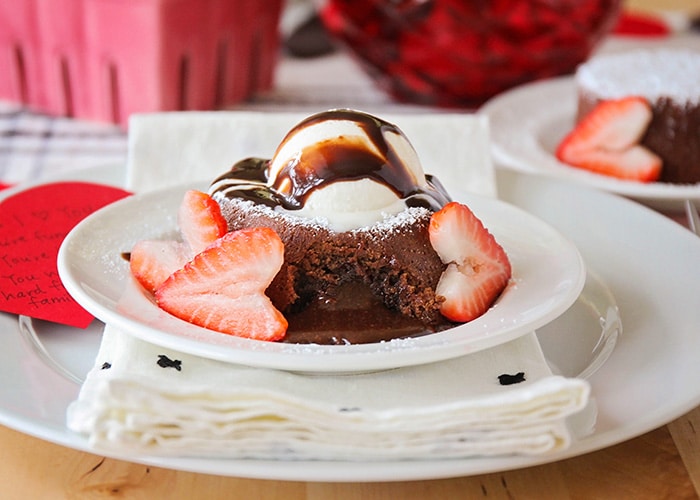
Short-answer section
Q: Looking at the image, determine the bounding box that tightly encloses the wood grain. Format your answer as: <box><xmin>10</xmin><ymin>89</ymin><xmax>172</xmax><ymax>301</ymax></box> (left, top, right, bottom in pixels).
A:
<box><xmin>669</xmin><ymin>406</ymin><xmax>700</xmax><ymax>494</ymax></box>
<box><xmin>0</xmin><ymin>421</ymin><xmax>697</xmax><ymax>499</ymax></box>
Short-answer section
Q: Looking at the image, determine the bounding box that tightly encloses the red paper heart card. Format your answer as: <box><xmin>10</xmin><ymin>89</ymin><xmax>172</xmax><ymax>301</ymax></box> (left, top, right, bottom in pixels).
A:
<box><xmin>0</xmin><ymin>182</ymin><xmax>131</xmax><ymax>328</ymax></box>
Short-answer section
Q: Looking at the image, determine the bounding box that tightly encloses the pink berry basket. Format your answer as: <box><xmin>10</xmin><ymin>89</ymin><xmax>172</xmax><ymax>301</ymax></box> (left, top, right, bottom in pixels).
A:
<box><xmin>0</xmin><ymin>0</ymin><xmax>283</xmax><ymax>128</ymax></box>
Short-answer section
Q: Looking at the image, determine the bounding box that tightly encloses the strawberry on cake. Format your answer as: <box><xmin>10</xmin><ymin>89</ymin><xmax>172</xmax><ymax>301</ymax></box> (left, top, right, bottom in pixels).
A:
<box><xmin>129</xmin><ymin>191</ymin><xmax>288</xmax><ymax>341</ymax></box>
<box><xmin>557</xmin><ymin>49</ymin><xmax>700</xmax><ymax>184</ymax></box>
<box><xmin>556</xmin><ymin>96</ymin><xmax>662</xmax><ymax>182</ymax></box>
<box><xmin>129</xmin><ymin>109</ymin><xmax>512</xmax><ymax>344</ymax></box>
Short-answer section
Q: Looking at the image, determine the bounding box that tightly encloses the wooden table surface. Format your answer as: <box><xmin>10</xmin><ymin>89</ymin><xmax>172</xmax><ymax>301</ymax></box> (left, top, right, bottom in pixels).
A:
<box><xmin>3</xmin><ymin>1</ymin><xmax>700</xmax><ymax>498</ymax></box>
<box><xmin>1</xmin><ymin>411</ymin><xmax>698</xmax><ymax>498</ymax></box>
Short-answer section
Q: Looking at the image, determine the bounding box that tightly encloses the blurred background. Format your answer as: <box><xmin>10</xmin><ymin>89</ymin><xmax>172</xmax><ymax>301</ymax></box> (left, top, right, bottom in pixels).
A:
<box><xmin>0</xmin><ymin>0</ymin><xmax>698</xmax><ymax>186</ymax></box>
<box><xmin>3</xmin><ymin>0</ymin><xmax>699</xmax><ymax>124</ymax></box>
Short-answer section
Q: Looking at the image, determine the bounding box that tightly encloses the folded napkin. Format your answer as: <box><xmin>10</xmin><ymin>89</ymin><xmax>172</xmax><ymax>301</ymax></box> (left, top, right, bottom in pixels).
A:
<box><xmin>125</xmin><ymin>110</ymin><xmax>496</xmax><ymax>197</ymax></box>
<box><xmin>67</xmin><ymin>327</ymin><xmax>590</xmax><ymax>459</ymax></box>
<box><xmin>67</xmin><ymin>110</ymin><xmax>593</xmax><ymax>459</ymax></box>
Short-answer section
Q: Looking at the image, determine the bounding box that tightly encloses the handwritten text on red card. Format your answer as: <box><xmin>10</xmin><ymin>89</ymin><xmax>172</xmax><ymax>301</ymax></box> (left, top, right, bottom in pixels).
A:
<box><xmin>0</xmin><ymin>182</ymin><xmax>131</xmax><ymax>328</ymax></box>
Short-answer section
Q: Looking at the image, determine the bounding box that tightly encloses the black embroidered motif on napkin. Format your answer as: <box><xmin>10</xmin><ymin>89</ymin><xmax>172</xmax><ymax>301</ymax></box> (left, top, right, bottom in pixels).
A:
<box><xmin>498</xmin><ymin>372</ymin><xmax>525</xmax><ymax>385</ymax></box>
<box><xmin>100</xmin><ymin>362</ymin><xmax>112</xmax><ymax>370</ymax></box>
<box><xmin>157</xmin><ymin>354</ymin><xmax>182</xmax><ymax>371</ymax></box>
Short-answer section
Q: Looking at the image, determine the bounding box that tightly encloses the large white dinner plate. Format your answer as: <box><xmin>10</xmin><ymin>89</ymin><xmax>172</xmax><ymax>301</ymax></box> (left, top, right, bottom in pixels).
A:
<box><xmin>56</xmin><ymin>182</ymin><xmax>585</xmax><ymax>373</ymax></box>
<box><xmin>480</xmin><ymin>77</ymin><xmax>700</xmax><ymax>206</ymax></box>
<box><xmin>2</xmin><ymin>165</ymin><xmax>700</xmax><ymax>483</ymax></box>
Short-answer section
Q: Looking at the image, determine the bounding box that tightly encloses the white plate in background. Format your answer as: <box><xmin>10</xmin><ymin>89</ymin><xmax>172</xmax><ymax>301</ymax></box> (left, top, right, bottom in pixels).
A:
<box><xmin>480</xmin><ymin>77</ymin><xmax>700</xmax><ymax>207</ymax></box>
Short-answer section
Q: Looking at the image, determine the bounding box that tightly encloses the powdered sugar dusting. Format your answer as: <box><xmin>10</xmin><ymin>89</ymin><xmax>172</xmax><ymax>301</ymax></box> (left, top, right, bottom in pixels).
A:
<box><xmin>360</xmin><ymin>206</ymin><xmax>431</xmax><ymax>235</ymax></box>
<box><xmin>576</xmin><ymin>49</ymin><xmax>700</xmax><ymax>104</ymax></box>
<box><xmin>215</xmin><ymin>194</ymin><xmax>433</xmax><ymax>234</ymax></box>
<box><xmin>215</xmin><ymin>196</ymin><xmax>329</xmax><ymax>230</ymax></box>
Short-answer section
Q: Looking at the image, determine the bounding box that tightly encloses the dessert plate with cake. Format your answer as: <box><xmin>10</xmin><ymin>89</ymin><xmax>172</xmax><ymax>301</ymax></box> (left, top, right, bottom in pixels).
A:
<box><xmin>58</xmin><ymin>110</ymin><xmax>587</xmax><ymax>372</ymax></box>
<box><xmin>58</xmin><ymin>180</ymin><xmax>585</xmax><ymax>373</ymax></box>
<box><xmin>480</xmin><ymin>49</ymin><xmax>700</xmax><ymax>206</ymax></box>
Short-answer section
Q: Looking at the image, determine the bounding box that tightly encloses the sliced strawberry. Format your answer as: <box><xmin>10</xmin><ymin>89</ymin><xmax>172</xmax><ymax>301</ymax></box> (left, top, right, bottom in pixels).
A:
<box><xmin>561</xmin><ymin>145</ymin><xmax>661</xmax><ymax>182</ymax></box>
<box><xmin>178</xmin><ymin>189</ymin><xmax>228</xmax><ymax>255</ymax></box>
<box><xmin>429</xmin><ymin>202</ymin><xmax>511</xmax><ymax>323</ymax></box>
<box><xmin>129</xmin><ymin>240</ymin><xmax>190</xmax><ymax>294</ymax></box>
<box><xmin>556</xmin><ymin>96</ymin><xmax>662</xmax><ymax>182</ymax></box>
<box><xmin>129</xmin><ymin>190</ymin><xmax>227</xmax><ymax>292</ymax></box>
<box><xmin>560</xmin><ymin>96</ymin><xmax>652</xmax><ymax>152</ymax></box>
<box><xmin>155</xmin><ymin>227</ymin><xmax>288</xmax><ymax>341</ymax></box>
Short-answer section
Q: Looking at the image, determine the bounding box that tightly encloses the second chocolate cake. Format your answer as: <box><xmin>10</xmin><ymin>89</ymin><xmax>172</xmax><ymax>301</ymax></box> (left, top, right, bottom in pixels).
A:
<box><xmin>575</xmin><ymin>49</ymin><xmax>700</xmax><ymax>184</ymax></box>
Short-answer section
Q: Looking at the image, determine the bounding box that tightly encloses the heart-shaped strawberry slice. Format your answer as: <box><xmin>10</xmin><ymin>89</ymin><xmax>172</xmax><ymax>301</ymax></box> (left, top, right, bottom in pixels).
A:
<box><xmin>429</xmin><ymin>202</ymin><xmax>512</xmax><ymax>323</ymax></box>
<box><xmin>155</xmin><ymin>227</ymin><xmax>288</xmax><ymax>341</ymax></box>
<box><xmin>556</xmin><ymin>96</ymin><xmax>662</xmax><ymax>182</ymax></box>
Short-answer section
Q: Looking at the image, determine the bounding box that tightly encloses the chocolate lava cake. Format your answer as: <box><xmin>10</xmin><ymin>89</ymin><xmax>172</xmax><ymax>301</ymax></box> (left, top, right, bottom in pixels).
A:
<box><xmin>208</xmin><ymin>110</ymin><xmax>455</xmax><ymax>344</ymax></box>
<box><xmin>575</xmin><ymin>49</ymin><xmax>700</xmax><ymax>184</ymax></box>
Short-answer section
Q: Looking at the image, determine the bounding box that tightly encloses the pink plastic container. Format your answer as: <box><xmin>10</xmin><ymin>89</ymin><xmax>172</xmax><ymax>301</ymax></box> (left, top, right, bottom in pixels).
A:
<box><xmin>0</xmin><ymin>0</ymin><xmax>283</xmax><ymax>127</ymax></box>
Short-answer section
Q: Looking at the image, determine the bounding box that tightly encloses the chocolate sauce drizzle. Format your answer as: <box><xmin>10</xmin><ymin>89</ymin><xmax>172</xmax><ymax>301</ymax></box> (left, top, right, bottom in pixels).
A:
<box><xmin>208</xmin><ymin>110</ymin><xmax>450</xmax><ymax>211</ymax></box>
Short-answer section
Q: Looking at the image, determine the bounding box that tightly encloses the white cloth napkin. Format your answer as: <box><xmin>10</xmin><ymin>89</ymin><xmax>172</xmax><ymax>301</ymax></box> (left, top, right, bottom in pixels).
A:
<box><xmin>67</xmin><ymin>110</ymin><xmax>593</xmax><ymax>459</ymax></box>
<box><xmin>125</xmin><ymin>110</ymin><xmax>497</xmax><ymax>197</ymax></box>
<box><xmin>67</xmin><ymin>326</ymin><xmax>590</xmax><ymax>459</ymax></box>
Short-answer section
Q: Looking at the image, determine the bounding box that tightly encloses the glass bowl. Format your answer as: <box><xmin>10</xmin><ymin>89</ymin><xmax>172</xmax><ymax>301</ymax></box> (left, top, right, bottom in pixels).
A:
<box><xmin>319</xmin><ymin>0</ymin><xmax>622</xmax><ymax>107</ymax></box>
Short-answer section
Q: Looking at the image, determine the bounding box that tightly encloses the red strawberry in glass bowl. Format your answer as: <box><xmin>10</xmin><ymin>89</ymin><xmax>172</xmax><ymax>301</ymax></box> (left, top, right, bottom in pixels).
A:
<box><xmin>319</xmin><ymin>0</ymin><xmax>622</xmax><ymax>107</ymax></box>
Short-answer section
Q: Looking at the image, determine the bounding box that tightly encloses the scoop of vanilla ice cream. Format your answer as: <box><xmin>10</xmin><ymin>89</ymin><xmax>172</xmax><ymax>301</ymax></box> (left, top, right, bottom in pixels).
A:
<box><xmin>268</xmin><ymin>111</ymin><xmax>429</xmax><ymax>231</ymax></box>
<box><xmin>291</xmin><ymin>178</ymin><xmax>409</xmax><ymax>231</ymax></box>
<box><xmin>268</xmin><ymin>117</ymin><xmax>427</xmax><ymax>185</ymax></box>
